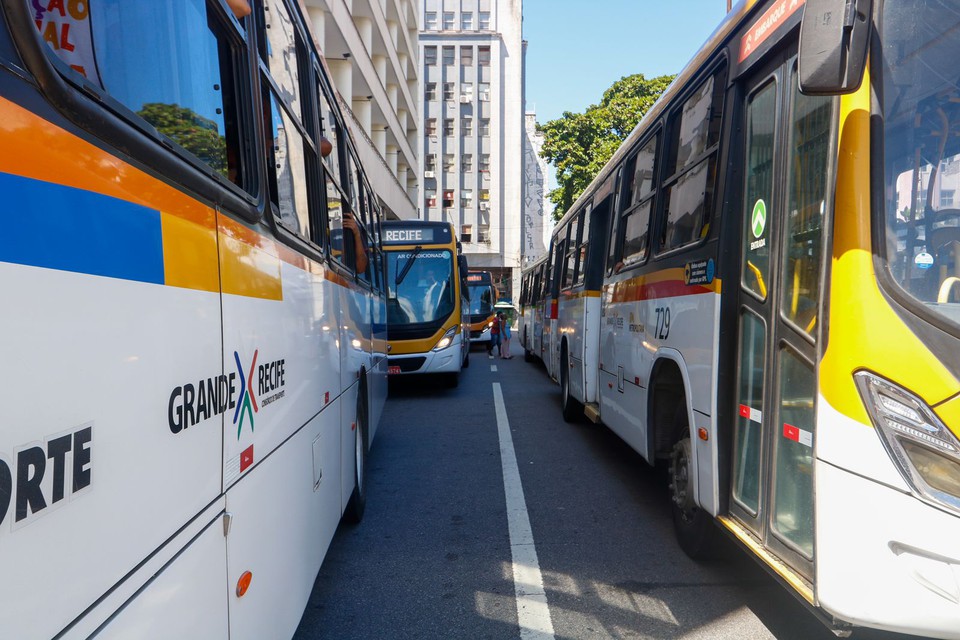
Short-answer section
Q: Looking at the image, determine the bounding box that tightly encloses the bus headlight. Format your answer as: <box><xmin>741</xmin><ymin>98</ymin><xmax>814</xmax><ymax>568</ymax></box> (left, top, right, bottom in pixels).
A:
<box><xmin>433</xmin><ymin>326</ymin><xmax>457</xmax><ymax>351</ymax></box>
<box><xmin>855</xmin><ymin>371</ymin><xmax>960</xmax><ymax>515</ymax></box>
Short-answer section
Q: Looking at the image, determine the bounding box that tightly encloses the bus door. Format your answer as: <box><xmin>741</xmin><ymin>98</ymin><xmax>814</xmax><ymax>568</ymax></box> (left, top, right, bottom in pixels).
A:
<box><xmin>729</xmin><ymin>48</ymin><xmax>833</xmax><ymax>583</ymax></box>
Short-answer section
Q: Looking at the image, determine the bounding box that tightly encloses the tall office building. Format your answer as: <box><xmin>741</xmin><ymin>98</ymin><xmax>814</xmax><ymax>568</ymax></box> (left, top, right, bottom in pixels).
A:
<box><xmin>304</xmin><ymin>0</ymin><xmax>420</xmax><ymax>220</ymax></box>
<box><xmin>419</xmin><ymin>0</ymin><xmax>524</xmax><ymax>300</ymax></box>
<box><xmin>522</xmin><ymin>110</ymin><xmax>552</xmax><ymax>266</ymax></box>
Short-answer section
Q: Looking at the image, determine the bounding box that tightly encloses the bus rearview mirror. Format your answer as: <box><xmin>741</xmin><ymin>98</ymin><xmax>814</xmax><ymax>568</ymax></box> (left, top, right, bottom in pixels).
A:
<box><xmin>798</xmin><ymin>0</ymin><xmax>871</xmax><ymax>95</ymax></box>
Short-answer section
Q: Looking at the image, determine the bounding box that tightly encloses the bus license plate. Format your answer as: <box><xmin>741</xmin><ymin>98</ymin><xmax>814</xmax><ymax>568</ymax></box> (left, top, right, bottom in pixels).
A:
<box><xmin>388</xmin><ymin>365</ymin><xmax>401</xmax><ymax>374</ymax></box>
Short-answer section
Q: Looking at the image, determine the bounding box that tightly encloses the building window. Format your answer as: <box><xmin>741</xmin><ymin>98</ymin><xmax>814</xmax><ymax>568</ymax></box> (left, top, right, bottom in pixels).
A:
<box><xmin>479</xmin><ymin>11</ymin><xmax>491</xmax><ymax>30</ymax></box>
<box><xmin>442</xmin><ymin>11</ymin><xmax>455</xmax><ymax>30</ymax></box>
<box><xmin>425</xmin><ymin>154</ymin><xmax>437</xmax><ymax>172</ymax></box>
<box><xmin>460</xmin><ymin>46</ymin><xmax>473</xmax><ymax>65</ymax></box>
<box><xmin>443</xmin><ymin>154</ymin><xmax>455</xmax><ymax>172</ymax></box>
<box><xmin>462</xmin><ymin>117</ymin><xmax>473</xmax><ymax>136</ymax></box>
<box><xmin>942</xmin><ymin>189</ymin><xmax>956</xmax><ymax>208</ymax></box>
<box><xmin>442</xmin><ymin>46</ymin><xmax>455</xmax><ymax>66</ymax></box>
<box><xmin>425</xmin><ymin>82</ymin><xmax>437</xmax><ymax>101</ymax></box>
<box><xmin>443</xmin><ymin>119</ymin><xmax>455</xmax><ymax>137</ymax></box>
<box><xmin>462</xmin><ymin>154</ymin><xmax>473</xmax><ymax>171</ymax></box>
<box><xmin>443</xmin><ymin>189</ymin><xmax>455</xmax><ymax>208</ymax></box>
<box><xmin>443</xmin><ymin>82</ymin><xmax>455</xmax><ymax>102</ymax></box>
<box><xmin>426</xmin><ymin>192</ymin><xmax>437</xmax><ymax>208</ymax></box>
<box><xmin>424</xmin><ymin>46</ymin><xmax>437</xmax><ymax>65</ymax></box>
<box><xmin>479</xmin><ymin>224</ymin><xmax>491</xmax><ymax>243</ymax></box>
<box><xmin>461</xmin><ymin>82</ymin><xmax>473</xmax><ymax>101</ymax></box>
<box><xmin>461</xmin><ymin>12</ymin><xmax>473</xmax><ymax>30</ymax></box>
<box><xmin>426</xmin><ymin>118</ymin><xmax>437</xmax><ymax>136</ymax></box>
<box><xmin>479</xmin><ymin>83</ymin><xmax>490</xmax><ymax>101</ymax></box>
<box><xmin>479</xmin><ymin>154</ymin><xmax>490</xmax><ymax>172</ymax></box>
<box><xmin>462</xmin><ymin>224</ymin><xmax>473</xmax><ymax>243</ymax></box>
<box><xmin>425</xmin><ymin>12</ymin><xmax>438</xmax><ymax>30</ymax></box>
<box><xmin>479</xmin><ymin>120</ymin><xmax>490</xmax><ymax>137</ymax></box>
<box><xmin>478</xmin><ymin>46</ymin><xmax>491</xmax><ymax>66</ymax></box>
<box><xmin>461</xmin><ymin>191</ymin><xmax>473</xmax><ymax>207</ymax></box>
<box><xmin>480</xmin><ymin>188</ymin><xmax>490</xmax><ymax>201</ymax></box>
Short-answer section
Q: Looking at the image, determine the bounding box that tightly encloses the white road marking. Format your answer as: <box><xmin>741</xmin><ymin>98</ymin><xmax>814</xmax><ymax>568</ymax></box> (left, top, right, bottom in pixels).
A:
<box><xmin>493</xmin><ymin>383</ymin><xmax>555</xmax><ymax>639</ymax></box>
<box><xmin>491</xmin><ymin>365</ymin><xmax>498</xmax><ymax>372</ymax></box>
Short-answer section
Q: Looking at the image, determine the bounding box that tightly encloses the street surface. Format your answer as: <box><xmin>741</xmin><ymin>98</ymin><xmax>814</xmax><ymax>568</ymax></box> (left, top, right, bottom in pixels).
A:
<box><xmin>294</xmin><ymin>350</ymin><xmax>918</xmax><ymax>640</ymax></box>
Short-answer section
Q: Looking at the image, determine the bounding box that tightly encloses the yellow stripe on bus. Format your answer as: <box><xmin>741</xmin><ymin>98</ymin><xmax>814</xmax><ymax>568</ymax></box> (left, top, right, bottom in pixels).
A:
<box><xmin>820</xmin><ymin>64</ymin><xmax>960</xmax><ymax>428</ymax></box>
<box><xmin>218</xmin><ymin>216</ymin><xmax>283</xmax><ymax>301</ymax></box>
<box><xmin>161</xmin><ymin>211</ymin><xmax>219</xmax><ymax>293</ymax></box>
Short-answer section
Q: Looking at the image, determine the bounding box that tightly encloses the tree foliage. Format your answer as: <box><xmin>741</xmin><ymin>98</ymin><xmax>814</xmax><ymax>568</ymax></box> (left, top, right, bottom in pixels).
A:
<box><xmin>137</xmin><ymin>103</ymin><xmax>228</xmax><ymax>176</ymax></box>
<box><xmin>538</xmin><ymin>73</ymin><xmax>674</xmax><ymax>218</ymax></box>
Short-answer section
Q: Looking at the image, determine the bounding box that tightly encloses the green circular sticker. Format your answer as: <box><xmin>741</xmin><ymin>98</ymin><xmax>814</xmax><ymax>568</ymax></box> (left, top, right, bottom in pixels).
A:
<box><xmin>751</xmin><ymin>199</ymin><xmax>767</xmax><ymax>239</ymax></box>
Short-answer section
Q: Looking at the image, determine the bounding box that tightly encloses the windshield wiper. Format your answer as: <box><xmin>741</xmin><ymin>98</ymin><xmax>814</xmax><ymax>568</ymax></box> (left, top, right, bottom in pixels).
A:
<box><xmin>395</xmin><ymin>245</ymin><xmax>422</xmax><ymax>286</ymax></box>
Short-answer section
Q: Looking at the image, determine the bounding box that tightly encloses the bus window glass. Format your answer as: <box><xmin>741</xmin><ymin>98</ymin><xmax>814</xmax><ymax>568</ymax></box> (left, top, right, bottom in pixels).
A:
<box><xmin>260</xmin><ymin>0</ymin><xmax>301</xmax><ymax>118</ymax></box>
<box><xmin>772</xmin><ymin>347</ymin><xmax>815</xmax><ymax>559</ymax></box>
<box><xmin>621</xmin><ymin>201</ymin><xmax>651</xmax><ymax>267</ymax></box>
<box><xmin>326</xmin><ymin>170</ymin><xmax>346</xmax><ymax>258</ymax></box>
<box><xmin>318</xmin><ymin>86</ymin><xmax>341</xmax><ymax>177</ymax></box>
<box><xmin>37</xmin><ymin>0</ymin><xmax>244</xmax><ymax>184</ymax></box>
<box><xmin>882</xmin><ymin>0</ymin><xmax>960</xmax><ymax>326</ymax></box>
<box><xmin>661</xmin><ymin>67</ymin><xmax>725</xmax><ymax>251</ymax></box>
<box><xmin>264</xmin><ymin>90</ymin><xmax>310</xmax><ymax>238</ymax></box>
<box><xmin>781</xmin><ymin>69</ymin><xmax>831</xmax><ymax>338</ymax></box>
<box><xmin>576</xmin><ymin>206</ymin><xmax>591</xmax><ymax>286</ymax></box>
<box><xmin>663</xmin><ymin>160</ymin><xmax>713</xmax><ymax>249</ymax></box>
<box><xmin>741</xmin><ymin>80</ymin><xmax>776</xmax><ymax>300</ymax></box>
<box><xmin>386</xmin><ymin>250</ymin><xmax>455</xmax><ymax>323</ymax></box>
<box><xmin>633</xmin><ymin>135</ymin><xmax>657</xmax><ymax>204</ymax></box>
<box><xmin>733</xmin><ymin>311</ymin><xmax>765</xmax><ymax>515</ymax></box>
<box><xmin>672</xmin><ymin>76</ymin><xmax>716</xmax><ymax>171</ymax></box>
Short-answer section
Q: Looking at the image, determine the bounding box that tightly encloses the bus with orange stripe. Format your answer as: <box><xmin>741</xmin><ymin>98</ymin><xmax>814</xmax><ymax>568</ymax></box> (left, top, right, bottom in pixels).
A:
<box><xmin>465</xmin><ymin>270</ymin><xmax>499</xmax><ymax>346</ymax></box>
<box><xmin>0</xmin><ymin>1</ymin><xmax>386</xmax><ymax>638</ymax></box>
<box><xmin>383</xmin><ymin>220</ymin><xmax>471</xmax><ymax>387</ymax></box>
<box><xmin>536</xmin><ymin>0</ymin><xmax>960</xmax><ymax>637</ymax></box>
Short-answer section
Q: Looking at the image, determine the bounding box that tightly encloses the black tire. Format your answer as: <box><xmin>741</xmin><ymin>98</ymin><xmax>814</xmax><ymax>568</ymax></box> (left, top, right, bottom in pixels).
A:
<box><xmin>343</xmin><ymin>383</ymin><xmax>368</xmax><ymax>524</ymax></box>
<box><xmin>524</xmin><ymin>348</ymin><xmax>533</xmax><ymax>363</ymax></box>
<box><xmin>560</xmin><ymin>346</ymin><xmax>583</xmax><ymax>423</ymax></box>
<box><xmin>463</xmin><ymin>349</ymin><xmax>470</xmax><ymax>368</ymax></box>
<box><xmin>444</xmin><ymin>372</ymin><xmax>460</xmax><ymax>388</ymax></box>
<box><xmin>668</xmin><ymin>403</ymin><xmax>718</xmax><ymax>559</ymax></box>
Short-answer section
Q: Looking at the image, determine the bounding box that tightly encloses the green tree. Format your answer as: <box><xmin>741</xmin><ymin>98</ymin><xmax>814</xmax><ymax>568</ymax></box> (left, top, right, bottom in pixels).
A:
<box><xmin>539</xmin><ymin>73</ymin><xmax>674</xmax><ymax>219</ymax></box>
<box><xmin>137</xmin><ymin>103</ymin><xmax>228</xmax><ymax>176</ymax></box>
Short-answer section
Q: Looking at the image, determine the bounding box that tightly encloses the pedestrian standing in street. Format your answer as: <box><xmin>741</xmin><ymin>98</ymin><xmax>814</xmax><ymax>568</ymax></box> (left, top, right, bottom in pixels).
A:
<box><xmin>501</xmin><ymin>312</ymin><xmax>513</xmax><ymax>359</ymax></box>
<box><xmin>488</xmin><ymin>313</ymin><xmax>502</xmax><ymax>358</ymax></box>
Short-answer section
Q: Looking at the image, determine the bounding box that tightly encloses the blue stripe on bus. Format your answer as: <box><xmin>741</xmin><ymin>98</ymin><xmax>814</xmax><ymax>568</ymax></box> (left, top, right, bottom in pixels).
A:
<box><xmin>0</xmin><ymin>172</ymin><xmax>164</xmax><ymax>285</ymax></box>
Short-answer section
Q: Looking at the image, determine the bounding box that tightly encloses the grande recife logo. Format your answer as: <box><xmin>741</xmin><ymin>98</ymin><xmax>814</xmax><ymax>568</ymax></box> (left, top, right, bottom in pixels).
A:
<box><xmin>168</xmin><ymin>350</ymin><xmax>286</xmax><ymax>437</ymax></box>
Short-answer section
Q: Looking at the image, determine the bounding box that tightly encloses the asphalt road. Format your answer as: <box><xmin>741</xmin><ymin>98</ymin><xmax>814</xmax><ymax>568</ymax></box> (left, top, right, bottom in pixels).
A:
<box><xmin>293</xmin><ymin>348</ymin><xmax>919</xmax><ymax>640</ymax></box>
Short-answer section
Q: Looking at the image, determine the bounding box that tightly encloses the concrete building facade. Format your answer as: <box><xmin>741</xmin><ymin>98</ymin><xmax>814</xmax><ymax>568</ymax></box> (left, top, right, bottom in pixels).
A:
<box><xmin>304</xmin><ymin>0</ymin><xmax>420</xmax><ymax>220</ymax></box>
<box><xmin>418</xmin><ymin>0</ymin><xmax>523</xmax><ymax>300</ymax></box>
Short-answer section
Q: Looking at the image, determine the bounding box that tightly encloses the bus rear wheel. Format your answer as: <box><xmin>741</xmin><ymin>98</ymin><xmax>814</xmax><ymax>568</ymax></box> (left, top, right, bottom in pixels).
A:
<box><xmin>344</xmin><ymin>382</ymin><xmax>368</xmax><ymax>524</ymax></box>
<box><xmin>560</xmin><ymin>347</ymin><xmax>583</xmax><ymax>422</ymax></box>
<box><xmin>668</xmin><ymin>405</ymin><xmax>717</xmax><ymax>558</ymax></box>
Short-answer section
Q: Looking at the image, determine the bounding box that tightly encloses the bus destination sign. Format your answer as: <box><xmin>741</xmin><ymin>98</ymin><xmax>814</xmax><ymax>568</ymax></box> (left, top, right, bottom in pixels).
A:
<box><xmin>384</xmin><ymin>227</ymin><xmax>436</xmax><ymax>245</ymax></box>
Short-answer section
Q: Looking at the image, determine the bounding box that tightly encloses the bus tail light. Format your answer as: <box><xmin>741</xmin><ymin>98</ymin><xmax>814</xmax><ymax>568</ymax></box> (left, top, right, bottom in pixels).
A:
<box><xmin>855</xmin><ymin>371</ymin><xmax>960</xmax><ymax>515</ymax></box>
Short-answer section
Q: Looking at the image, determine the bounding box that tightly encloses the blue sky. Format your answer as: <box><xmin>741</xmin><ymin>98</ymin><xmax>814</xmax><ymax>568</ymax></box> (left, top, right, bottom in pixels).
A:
<box><xmin>523</xmin><ymin>0</ymin><xmax>728</xmax><ymax>124</ymax></box>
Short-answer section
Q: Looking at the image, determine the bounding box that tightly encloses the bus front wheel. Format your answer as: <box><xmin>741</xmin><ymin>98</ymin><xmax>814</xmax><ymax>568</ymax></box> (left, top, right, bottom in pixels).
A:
<box><xmin>344</xmin><ymin>383</ymin><xmax>369</xmax><ymax>524</ymax></box>
<box><xmin>668</xmin><ymin>405</ymin><xmax>717</xmax><ymax>559</ymax></box>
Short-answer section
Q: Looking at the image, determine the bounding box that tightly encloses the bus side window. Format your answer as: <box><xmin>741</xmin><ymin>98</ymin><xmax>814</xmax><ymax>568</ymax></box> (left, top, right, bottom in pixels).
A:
<box><xmin>33</xmin><ymin>2</ymin><xmax>248</xmax><ymax>190</ymax></box>
<box><xmin>621</xmin><ymin>133</ymin><xmax>659</xmax><ymax>268</ymax></box>
<box><xmin>660</xmin><ymin>64</ymin><xmax>726</xmax><ymax>252</ymax></box>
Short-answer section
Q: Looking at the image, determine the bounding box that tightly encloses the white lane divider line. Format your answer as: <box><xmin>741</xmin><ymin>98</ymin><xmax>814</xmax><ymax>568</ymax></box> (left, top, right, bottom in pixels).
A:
<box><xmin>491</xmin><ymin>365</ymin><xmax>498</xmax><ymax>372</ymax></box>
<box><xmin>493</xmin><ymin>383</ymin><xmax>555</xmax><ymax>640</ymax></box>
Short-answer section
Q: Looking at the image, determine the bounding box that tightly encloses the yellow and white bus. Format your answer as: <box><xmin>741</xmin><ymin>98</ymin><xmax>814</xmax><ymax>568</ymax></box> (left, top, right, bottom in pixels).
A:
<box><xmin>542</xmin><ymin>0</ymin><xmax>960</xmax><ymax>637</ymax></box>
<box><xmin>0</xmin><ymin>1</ymin><xmax>387</xmax><ymax>638</ymax></box>
<box><xmin>384</xmin><ymin>220</ymin><xmax>470</xmax><ymax>387</ymax></box>
<box><xmin>466</xmin><ymin>270</ymin><xmax>499</xmax><ymax>346</ymax></box>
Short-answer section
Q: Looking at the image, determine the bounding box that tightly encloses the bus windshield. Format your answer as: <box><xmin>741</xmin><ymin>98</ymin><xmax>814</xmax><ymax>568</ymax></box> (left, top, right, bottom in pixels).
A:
<box><xmin>881</xmin><ymin>0</ymin><xmax>960</xmax><ymax>328</ymax></box>
<box><xmin>386</xmin><ymin>249</ymin><xmax>455</xmax><ymax>324</ymax></box>
<box><xmin>468</xmin><ymin>284</ymin><xmax>495</xmax><ymax>315</ymax></box>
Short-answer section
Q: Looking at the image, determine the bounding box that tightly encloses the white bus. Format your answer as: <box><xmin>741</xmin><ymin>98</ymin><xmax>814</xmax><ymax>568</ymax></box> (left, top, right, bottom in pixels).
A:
<box><xmin>518</xmin><ymin>254</ymin><xmax>551</xmax><ymax>363</ymax></box>
<box><xmin>0</xmin><ymin>1</ymin><xmax>387</xmax><ymax>638</ymax></box>
<box><xmin>540</xmin><ymin>0</ymin><xmax>960</xmax><ymax>637</ymax></box>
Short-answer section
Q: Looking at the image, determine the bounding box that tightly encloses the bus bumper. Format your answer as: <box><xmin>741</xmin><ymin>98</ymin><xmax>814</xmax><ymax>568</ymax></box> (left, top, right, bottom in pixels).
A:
<box><xmin>388</xmin><ymin>335</ymin><xmax>464</xmax><ymax>376</ymax></box>
<box><xmin>469</xmin><ymin>326</ymin><xmax>491</xmax><ymax>343</ymax></box>
<box><xmin>816</xmin><ymin>459</ymin><xmax>960</xmax><ymax>639</ymax></box>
